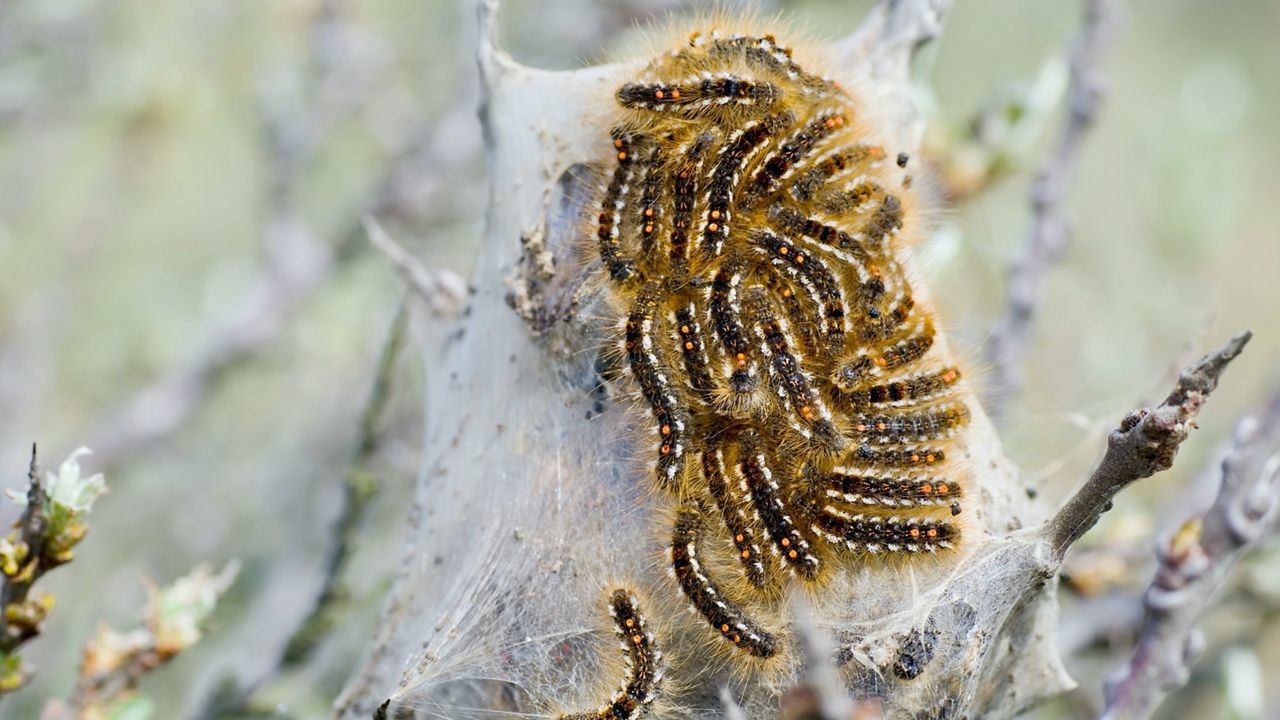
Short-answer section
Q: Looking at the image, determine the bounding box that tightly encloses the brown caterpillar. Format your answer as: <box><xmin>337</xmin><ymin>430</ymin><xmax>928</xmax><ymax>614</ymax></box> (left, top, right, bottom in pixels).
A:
<box><xmin>670</xmin><ymin>506</ymin><xmax>778</xmax><ymax>658</ymax></box>
<box><xmin>559</xmin><ymin>589</ymin><xmax>664</xmax><ymax>720</ymax></box>
<box><xmin>575</xmin><ymin>21</ymin><xmax>979</xmax><ymax>678</ymax></box>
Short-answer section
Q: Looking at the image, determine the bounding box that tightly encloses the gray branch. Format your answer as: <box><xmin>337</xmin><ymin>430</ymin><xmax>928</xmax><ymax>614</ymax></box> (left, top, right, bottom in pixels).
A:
<box><xmin>365</xmin><ymin>219</ymin><xmax>468</xmax><ymax>318</ymax></box>
<box><xmin>82</xmin><ymin>4</ymin><xmax>466</xmax><ymax>471</ymax></box>
<box><xmin>1045</xmin><ymin>331</ymin><xmax>1253</xmax><ymax>559</ymax></box>
<box><xmin>779</xmin><ymin>601</ymin><xmax>881</xmax><ymax>720</ymax></box>
<box><xmin>985</xmin><ymin>0</ymin><xmax>1118</xmax><ymax>420</ymax></box>
<box><xmin>195</xmin><ymin>300</ymin><xmax>414</xmax><ymax>720</ymax></box>
<box><xmin>1099</xmin><ymin>381</ymin><xmax>1280</xmax><ymax>720</ymax></box>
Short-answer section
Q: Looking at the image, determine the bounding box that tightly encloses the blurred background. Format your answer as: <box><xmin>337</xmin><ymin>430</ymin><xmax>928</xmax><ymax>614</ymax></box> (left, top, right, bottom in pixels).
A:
<box><xmin>0</xmin><ymin>0</ymin><xmax>1276</xmax><ymax>718</ymax></box>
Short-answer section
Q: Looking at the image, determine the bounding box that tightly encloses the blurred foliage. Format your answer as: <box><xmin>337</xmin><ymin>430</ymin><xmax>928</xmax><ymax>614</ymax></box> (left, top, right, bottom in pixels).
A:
<box><xmin>0</xmin><ymin>0</ymin><xmax>1277</xmax><ymax>718</ymax></box>
<box><xmin>43</xmin><ymin>561</ymin><xmax>237</xmax><ymax>720</ymax></box>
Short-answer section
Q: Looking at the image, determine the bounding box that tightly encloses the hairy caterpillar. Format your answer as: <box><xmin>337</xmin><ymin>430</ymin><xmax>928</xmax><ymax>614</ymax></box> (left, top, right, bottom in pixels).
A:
<box><xmin>559</xmin><ymin>590</ymin><xmax>664</xmax><ymax>720</ymax></box>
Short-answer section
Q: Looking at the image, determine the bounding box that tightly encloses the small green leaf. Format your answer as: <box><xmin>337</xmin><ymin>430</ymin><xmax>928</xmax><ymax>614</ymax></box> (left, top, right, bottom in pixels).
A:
<box><xmin>46</xmin><ymin>447</ymin><xmax>108</xmax><ymax>514</ymax></box>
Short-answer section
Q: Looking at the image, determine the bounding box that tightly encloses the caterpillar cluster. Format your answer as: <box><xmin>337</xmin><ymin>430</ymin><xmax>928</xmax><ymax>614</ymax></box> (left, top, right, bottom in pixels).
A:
<box><xmin>560</xmin><ymin>26</ymin><xmax>976</xmax><ymax>717</ymax></box>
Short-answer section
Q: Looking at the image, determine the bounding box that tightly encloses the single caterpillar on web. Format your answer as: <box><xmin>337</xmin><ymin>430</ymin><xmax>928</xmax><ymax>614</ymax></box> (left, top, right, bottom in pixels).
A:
<box><xmin>567</xmin><ymin>20</ymin><xmax>982</xmax><ymax>711</ymax></box>
<box><xmin>559</xmin><ymin>589</ymin><xmax>664</xmax><ymax>720</ymax></box>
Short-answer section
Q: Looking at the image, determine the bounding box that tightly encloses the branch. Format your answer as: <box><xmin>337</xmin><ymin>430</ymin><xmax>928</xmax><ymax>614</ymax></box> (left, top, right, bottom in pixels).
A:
<box><xmin>42</xmin><ymin>562</ymin><xmax>238</xmax><ymax>720</ymax></box>
<box><xmin>831</xmin><ymin>0</ymin><xmax>954</xmax><ymax>153</ymax></box>
<box><xmin>924</xmin><ymin>58</ymin><xmax>1069</xmax><ymax>205</ymax></box>
<box><xmin>0</xmin><ymin>1</ymin><xmax>110</xmax><ymax>126</ymax></box>
<box><xmin>0</xmin><ymin>446</ymin><xmax>48</xmax><ymax>664</ymax></box>
<box><xmin>281</xmin><ymin>300</ymin><xmax>409</xmax><ymax>666</ymax></box>
<box><xmin>1099</xmin><ymin>382</ymin><xmax>1280</xmax><ymax>720</ymax></box>
<box><xmin>778</xmin><ymin>605</ymin><xmax>881</xmax><ymax>720</ymax></box>
<box><xmin>718</xmin><ymin>603</ymin><xmax>887</xmax><ymax>720</ymax></box>
<box><xmin>985</xmin><ymin>0</ymin><xmax>1118</xmax><ymax>420</ymax></box>
<box><xmin>837</xmin><ymin>0</ymin><xmax>953</xmax><ymax>70</ymax></box>
<box><xmin>81</xmin><ymin>2</ymin><xmax>469</xmax><ymax>472</ymax></box>
<box><xmin>195</xmin><ymin>301</ymin><xmax>412</xmax><ymax>719</ymax></box>
<box><xmin>82</xmin><ymin>232</ymin><xmax>335</xmax><ymax>471</ymax></box>
<box><xmin>1045</xmin><ymin>331</ymin><xmax>1252</xmax><ymax>559</ymax></box>
<box><xmin>365</xmin><ymin>219</ymin><xmax>468</xmax><ymax>318</ymax></box>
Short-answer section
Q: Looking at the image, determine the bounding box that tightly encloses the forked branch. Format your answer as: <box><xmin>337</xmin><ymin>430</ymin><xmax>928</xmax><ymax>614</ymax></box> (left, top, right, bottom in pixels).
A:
<box><xmin>1099</xmin><ymin>382</ymin><xmax>1280</xmax><ymax>720</ymax></box>
<box><xmin>1045</xmin><ymin>331</ymin><xmax>1253</xmax><ymax>559</ymax></box>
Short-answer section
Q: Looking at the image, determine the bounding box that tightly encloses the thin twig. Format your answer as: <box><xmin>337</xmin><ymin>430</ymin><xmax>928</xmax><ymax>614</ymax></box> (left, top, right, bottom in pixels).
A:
<box><xmin>779</xmin><ymin>602</ymin><xmax>871</xmax><ymax>720</ymax></box>
<box><xmin>196</xmin><ymin>301</ymin><xmax>411</xmax><ymax>719</ymax></box>
<box><xmin>1044</xmin><ymin>331</ymin><xmax>1252</xmax><ymax>559</ymax></box>
<box><xmin>985</xmin><ymin>0</ymin><xmax>1118</xmax><ymax>420</ymax></box>
<box><xmin>1</xmin><ymin>445</ymin><xmax>109</xmax><ymax>696</ymax></box>
<box><xmin>1099</xmin><ymin>383</ymin><xmax>1280</xmax><ymax>720</ymax></box>
<box><xmin>44</xmin><ymin>563</ymin><xmax>239</xmax><ymax>719</ymax></box>
<box><xmin>837</xmin><ymin>0</ymin><xmax>953</xmax><ymax>72</ymax></box>
<box><xmin>81</xmin><ymin>3</ymin><xmax>467</xmax><ymax>472</ymax></box>
<box><xmin>0</xmin><ymin>1</ymin><xmax>110</xmax><ymax>126</ymax></box>
<box><xmin>365</xmin><ymin>218</ymin><xmax>468</xmax><ymax>318</ymax></box>
<box><xmin>282</xmin><ymin>299</ymin><xmax>409</xmax><ymax>667</ymax></box>
<box><xmin>83</xmin><ymin>236</ymin><xmax>332</xmax><ymax>471</ymax></box>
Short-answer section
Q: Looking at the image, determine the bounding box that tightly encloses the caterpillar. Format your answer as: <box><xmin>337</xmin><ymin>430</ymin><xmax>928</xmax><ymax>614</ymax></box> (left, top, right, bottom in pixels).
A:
<box><xmin>559</xmin><ymin>589</ymin><xmax>664</xmax><ymax>720</ymax></box>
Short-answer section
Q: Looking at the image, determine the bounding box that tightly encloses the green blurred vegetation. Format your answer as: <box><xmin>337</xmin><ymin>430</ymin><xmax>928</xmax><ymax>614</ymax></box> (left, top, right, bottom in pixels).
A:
<box><xmin>0</xmin><ymin>0</ymin><xmax>1277</xmax><ymax>718</ymax></box>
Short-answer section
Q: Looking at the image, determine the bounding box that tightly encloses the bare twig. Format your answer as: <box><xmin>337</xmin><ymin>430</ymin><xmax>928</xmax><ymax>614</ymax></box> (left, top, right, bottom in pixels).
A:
<box><xmin>195</xmin><ymin>301</ymin><xmax>411</xmax><ymax>719</ymax></box>
<box><xmin>831</xmin><ymin>0</ymin><xmax>954</xmax><ymax>153</ymax></box>
<box><xmin>985</xmin><ymin>0</ymin><xmax>1118</xmax><ymax>420</ymax></box>
<box><xmin>716</xmin><ymin>606</ymin><xmax>886</xmax><ymax>720</ymax></box>
<box><xmin>1099</xmin><ymin>383</ymin><xmax>1280</xmax><ymax>720</ymax></box>
<box><xmin>1045</xmin><ymin>331</ymin><xmax>1252</xmax><ymax>559</ymax></box>
<box><xmin>924</xmin><ymin>58</ymin><xmax>1069</xmax><ymax>205</ymax></box>
<box><xmin>83</xmin><ymin>235</ymin><xmax>333</xmax><ymax>471</ymax></box>
<box><xmin>365</xmin><ymin>219</ymin><xmax>468</xmax><ymax>318</ymax></box>
<box><xmin>837</xmin><ymin>0</ymin><xmax>953</xmax><ymax>70</ymax></box>
<box><xmin>80</xmin><ymin>3</ymin><xmax>344</xmax><ymax>470</ymax></box>
<box><xmin>0</xmin><ymin>1</ymin><xmax>111</xmax><ymax>126</ymax></box>
<box><xmin>81</xmin><ymin>2</ymin><xmax>467</xmax><ymax>472</ymax></box>
<box><xmin>780</xmin><ymin>604</ymin><xmax>862</xmax><ymax>720</ymax></box>
<box><xmin>283</xmin><ymin>300</ymin><xmax>410</xmax><ymax>667</ymax></box>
